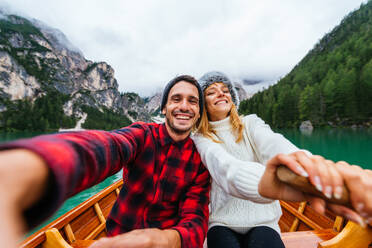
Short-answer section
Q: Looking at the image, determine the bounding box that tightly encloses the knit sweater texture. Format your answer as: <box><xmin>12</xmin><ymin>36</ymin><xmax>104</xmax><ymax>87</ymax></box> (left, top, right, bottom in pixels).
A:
<box><xmin>192</xmin><ymin>114</ymin><xmax>302</xmax><ymax>234</ymax></box>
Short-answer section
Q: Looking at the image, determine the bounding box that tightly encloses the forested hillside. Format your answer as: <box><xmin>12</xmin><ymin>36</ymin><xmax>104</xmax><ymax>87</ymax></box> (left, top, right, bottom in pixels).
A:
<box><xmin>239</xmin><ymin>1</ymin><xmax>372</xmax><ymax>128</ymax></box>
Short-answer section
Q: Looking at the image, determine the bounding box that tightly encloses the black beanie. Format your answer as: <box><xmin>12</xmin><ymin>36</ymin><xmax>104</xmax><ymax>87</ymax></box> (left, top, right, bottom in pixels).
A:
<box><xmin>160</xmin><ymin>75</ymin><xmax>204</xmax><ymax>118</ymax></box>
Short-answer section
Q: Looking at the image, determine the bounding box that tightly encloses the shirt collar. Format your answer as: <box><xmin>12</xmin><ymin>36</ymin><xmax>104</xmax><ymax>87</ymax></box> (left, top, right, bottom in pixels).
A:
<box><xmin>159</xmin><ymin>123</ymin><xmax>191</xmax><ymax>148</ymax></box>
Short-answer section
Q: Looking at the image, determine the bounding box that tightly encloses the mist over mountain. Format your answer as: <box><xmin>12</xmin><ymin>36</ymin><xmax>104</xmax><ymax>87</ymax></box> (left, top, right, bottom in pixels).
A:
<box><xmin>239</xmin><ymin>1</ymin><xmax>372</xmax><ymax>128</ymax></box>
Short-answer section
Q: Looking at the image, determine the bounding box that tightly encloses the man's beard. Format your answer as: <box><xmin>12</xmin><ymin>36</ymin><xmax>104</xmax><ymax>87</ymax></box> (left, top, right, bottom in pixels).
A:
<box><xmin>166</xmin><ymin>111</ymin><xmax>194</xmax><ymax>135</ymax></box>
<box><xmin>166</xmin><ymin>116</ymin><xmax>193</xmax><ymax>135</ymax></box>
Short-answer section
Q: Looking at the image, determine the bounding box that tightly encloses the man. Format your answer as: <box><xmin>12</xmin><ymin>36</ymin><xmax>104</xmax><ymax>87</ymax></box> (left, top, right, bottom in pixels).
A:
<box><xmin>0</xmin><ymin>75</ymin><xmax>210</xmax><ymax>248</ymax></box>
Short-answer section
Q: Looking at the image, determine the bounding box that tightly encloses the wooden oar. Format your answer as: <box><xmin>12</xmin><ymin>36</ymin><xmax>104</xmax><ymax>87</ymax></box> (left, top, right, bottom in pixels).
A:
<box><xmin>276</xmin><ymin>165</ymin><xmax>351</xmax><ymax>208</ymax></box>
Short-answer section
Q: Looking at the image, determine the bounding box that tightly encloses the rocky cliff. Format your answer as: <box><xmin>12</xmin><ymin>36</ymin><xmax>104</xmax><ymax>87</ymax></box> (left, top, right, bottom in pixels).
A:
<box><xmin>0</xmin><ymin>11</ymin><xmax>151</xmax><ymax>131</ymax></box>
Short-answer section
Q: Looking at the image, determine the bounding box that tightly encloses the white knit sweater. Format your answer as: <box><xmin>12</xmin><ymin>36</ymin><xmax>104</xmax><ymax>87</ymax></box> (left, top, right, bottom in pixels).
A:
<box><xmin>192</xmin><ymin>114</ymin><xmax>302</xmax><ymax>234</ymax></box>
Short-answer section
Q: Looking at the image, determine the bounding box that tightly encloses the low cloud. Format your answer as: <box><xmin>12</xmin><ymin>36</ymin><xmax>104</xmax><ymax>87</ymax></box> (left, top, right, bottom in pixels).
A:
<box><xmin>1</xmin><ymin>0</ymin><xmax>367</xmax><ymax>96</ymax></box>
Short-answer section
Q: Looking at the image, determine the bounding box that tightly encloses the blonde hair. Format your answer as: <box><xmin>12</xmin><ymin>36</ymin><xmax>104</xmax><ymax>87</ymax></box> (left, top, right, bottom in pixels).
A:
<box><xmin>197</xmin><ymin>102</ymin><xmax>244</xmax><ymax>143</ymax></box>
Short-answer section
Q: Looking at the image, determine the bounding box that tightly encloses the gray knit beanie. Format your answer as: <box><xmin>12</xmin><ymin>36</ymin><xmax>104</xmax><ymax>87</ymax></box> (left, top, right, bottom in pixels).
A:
<box><xmin>198</xmin><ymin>71</ymin><xmax>239</xmax><ymax>106</ymax></box>
<box><xmin>160</xmin><ymin>75</ymin><xmax>204</xmax><ymax>118</ymax></box>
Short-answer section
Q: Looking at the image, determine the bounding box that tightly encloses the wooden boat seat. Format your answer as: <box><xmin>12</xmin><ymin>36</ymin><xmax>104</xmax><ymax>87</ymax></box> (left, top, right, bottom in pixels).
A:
<box><xmin>42</xmin><ymin>228</ymin><xmax>96</xmax><ymax>248</ymax></box>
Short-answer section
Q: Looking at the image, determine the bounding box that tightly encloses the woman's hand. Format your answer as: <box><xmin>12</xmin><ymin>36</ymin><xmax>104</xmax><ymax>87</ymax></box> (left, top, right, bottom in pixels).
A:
<box><xmin>258</xmin><ymin>151</ymin><xmax>343</xmax><ymax>201</ymax></box>
<box><xmin>258</xmin><ymin>151</ymin><xmax>364</xmax><ymax>226</ymax></box>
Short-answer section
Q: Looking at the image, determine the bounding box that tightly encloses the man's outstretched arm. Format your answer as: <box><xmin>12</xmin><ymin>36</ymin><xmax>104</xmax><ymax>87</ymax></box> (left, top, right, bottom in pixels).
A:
<box><xmin>0</xmin><ymin>123</ymin><xmax>148</xmax><ymax>247</ymax></box>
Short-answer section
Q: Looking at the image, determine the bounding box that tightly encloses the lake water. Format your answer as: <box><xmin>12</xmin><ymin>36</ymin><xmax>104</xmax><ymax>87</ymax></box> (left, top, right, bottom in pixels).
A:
<box><xmin>278</xmin><ymin>128</ymin><xmax>372</xmax><ymax>169</ymax></box>
<box><xmin>1</xmin><ymin>128</ymin><xmax>371</xmax><ymax>235</ymax></box>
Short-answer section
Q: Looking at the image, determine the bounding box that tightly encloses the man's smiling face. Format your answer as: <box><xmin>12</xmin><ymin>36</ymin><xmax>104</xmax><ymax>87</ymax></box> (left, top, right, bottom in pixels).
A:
<box><xmin>162</xmin><ymin>81</ymin><xmax>200</xmax><ymax>138</ymax></box>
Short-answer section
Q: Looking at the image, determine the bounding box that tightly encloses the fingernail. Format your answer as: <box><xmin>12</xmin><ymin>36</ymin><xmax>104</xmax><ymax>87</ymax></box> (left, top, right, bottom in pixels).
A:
<box><xmin>359</xmin><ymin>219</ymin><xmax>367</xmax><ymax>228</ymax></box>
<box><xmin>333</xmin><ymin>186</ymin><xmax>342</xmax><ymax>199</ymax></box>
<box><xmin>324</xmin><ymin>186</ymin><xmax>332</xmax><ymax>199</ymax></box>
<box><xmin>357</xmin><ymin>203</ymin><xmax>364</xmax><ymax>212</ymax></box>
<box><xmin>314</xmin><ymin>176</ymin><xmax>322</xmax><ymax>192</ymax></box>
<box><xmin>297</xmin><ymin>165</ymin><xmax>309</xmax><ymax>177</ymax></box>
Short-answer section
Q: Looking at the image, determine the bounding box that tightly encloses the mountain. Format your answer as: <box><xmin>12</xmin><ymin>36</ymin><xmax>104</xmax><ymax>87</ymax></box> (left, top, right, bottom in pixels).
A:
<box><xmin>239</xmin><ymin>1</ymin><xmax>372</xmax><ymax>128</ymax></box>
<box><xmin>0</xmin><ymin>11</ymin><xmax>251</xmax><ymax>131</ymax></box>
<box><xmin>0</xmin><ymin>11</ymin><xmax>152</xmax><ymax>131</ymax></box>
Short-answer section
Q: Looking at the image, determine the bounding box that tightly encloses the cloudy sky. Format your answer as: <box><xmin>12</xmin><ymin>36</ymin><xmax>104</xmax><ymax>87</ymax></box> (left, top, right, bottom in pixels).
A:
<box><xmin>0</xmin><ymin>0</ymin><xmax>367</xmax><ymax>96</ymax></box>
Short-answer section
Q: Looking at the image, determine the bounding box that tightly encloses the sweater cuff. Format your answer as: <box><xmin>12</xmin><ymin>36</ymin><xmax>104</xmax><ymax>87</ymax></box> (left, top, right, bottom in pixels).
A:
<box><xmin>234</xmin><ymin>162</ymin><xmax>274</xmax><ymax>204</ymax></box>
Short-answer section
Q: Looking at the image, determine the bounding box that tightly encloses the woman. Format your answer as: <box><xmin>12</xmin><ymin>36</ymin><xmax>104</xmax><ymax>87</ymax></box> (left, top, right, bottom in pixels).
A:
<box><xmin>192</xmin><ymin>71</ymin><xmax>346</xmax><ymax>248</ymax></box>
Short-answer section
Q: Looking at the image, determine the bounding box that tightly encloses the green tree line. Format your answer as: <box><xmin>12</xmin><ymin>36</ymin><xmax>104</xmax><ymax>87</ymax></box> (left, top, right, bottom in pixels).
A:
<box><xmin>81</xmin><ymin>105</ymin><xmax>131</xmax><ymax>130</ymax></box>
<box><xmin>239</xmin><ymin>1</ymin><xmax>372</xmax><ymax>128</ymax></box>
<box><xmin>0</xmin><ymin>90</ymin><xmax>76</xmax><ymax>132</ymax></box>
<box><xmin>0</xmin><ymin>90</ymin><xmax>132</xmax><ymax>132</ymax></box>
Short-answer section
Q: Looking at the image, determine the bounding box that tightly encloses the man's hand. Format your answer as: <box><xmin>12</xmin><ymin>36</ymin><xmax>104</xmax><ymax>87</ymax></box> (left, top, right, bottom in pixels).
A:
<box><xmin>258</xmin><ymin>151</ymin><xmax>364</xmax><ymax>226</ymax></box>
<box><xmin>89</xmin><ymin>228</ymin><xmax>181</xmax><ymax>248</ymax></box>
<box><xmin>331</xmin><ymin>164</ymin><xmax>372</xmax><ymax>225</ymax></box>
<box><xmin>0</xmin><ymin>149</ymin><xmax>49</xmax><ymax>248</ymax></box>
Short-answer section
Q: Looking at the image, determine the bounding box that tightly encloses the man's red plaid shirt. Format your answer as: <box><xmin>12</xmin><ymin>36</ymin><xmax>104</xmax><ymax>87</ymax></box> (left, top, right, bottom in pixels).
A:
<box><xmin>2</xmin><ymin>122</ymin><xmax>211</xmax><ymax>248</ymax></box>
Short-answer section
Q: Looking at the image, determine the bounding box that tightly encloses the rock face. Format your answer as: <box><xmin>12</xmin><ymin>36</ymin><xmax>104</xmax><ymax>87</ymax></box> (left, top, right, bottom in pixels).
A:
<box><xmin>0</xmin><ymin>11</ymin><xmax>151</xmax><ymax>124</ymax></box>
<box><xmin>0</xmin><ymin>51</ymin><xmax>40</xmax><ymax>100</ymax></box>
<box><xmin>145</xmin><ymin>92</ymin><xmax>162</xmax><ymax>113</ymax></box>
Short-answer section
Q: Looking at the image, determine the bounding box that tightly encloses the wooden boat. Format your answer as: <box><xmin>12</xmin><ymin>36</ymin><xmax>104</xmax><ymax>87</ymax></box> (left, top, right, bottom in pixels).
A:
<box><xmin>20</xmin><ymin>179</ymin><xmax>372</xmax><ymax>248</ymax></box>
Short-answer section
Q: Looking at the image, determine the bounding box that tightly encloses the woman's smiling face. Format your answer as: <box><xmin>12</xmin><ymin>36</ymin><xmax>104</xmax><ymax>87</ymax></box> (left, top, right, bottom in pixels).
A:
<box><xmin>205</xmin><ymin>82</ymin><xmax>233</xmax><ymax>121</ymax></box>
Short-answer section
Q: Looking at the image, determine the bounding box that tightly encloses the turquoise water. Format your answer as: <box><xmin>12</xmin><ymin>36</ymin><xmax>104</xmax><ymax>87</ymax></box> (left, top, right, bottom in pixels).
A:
<box><xmin>29</xmin><ymin>172</ymin><xmax>122</xmax><ymax>235</ymax></box>
<box><xmin>278</xmin><ymin>128</ymin><xmax>372</xmax><ymax>169</ymax></box>
<box><xmin>1</xmin><ymin>128</ymin><xmax>371</xmax><ymax>235</ymax></box>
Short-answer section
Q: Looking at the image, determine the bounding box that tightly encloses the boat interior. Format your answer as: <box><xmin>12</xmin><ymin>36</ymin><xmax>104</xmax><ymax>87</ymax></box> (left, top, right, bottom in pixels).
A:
<box><xmin>20</xmin><ymin>180</ymin><xmax>372</xmax><ymax>248</ymax></box>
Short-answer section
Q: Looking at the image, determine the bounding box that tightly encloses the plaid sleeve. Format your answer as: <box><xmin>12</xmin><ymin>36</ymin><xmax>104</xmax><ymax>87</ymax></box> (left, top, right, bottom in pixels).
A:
<box><xmin>171</xmin><ymin>163</ymin><xmax>211</xmax><ymax>248</ymax></box>
<box><xmin>0</xmin><ymin>122</ymin><xmax>147</xmax><ymax>228</ymax></box>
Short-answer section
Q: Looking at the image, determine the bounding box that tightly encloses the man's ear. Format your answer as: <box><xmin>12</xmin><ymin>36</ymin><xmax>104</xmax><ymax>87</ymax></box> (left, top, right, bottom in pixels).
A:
<box><xmin>161</xmin><ymin>108</ymin><xmax>166</xmax><ymax>115</ymax></box>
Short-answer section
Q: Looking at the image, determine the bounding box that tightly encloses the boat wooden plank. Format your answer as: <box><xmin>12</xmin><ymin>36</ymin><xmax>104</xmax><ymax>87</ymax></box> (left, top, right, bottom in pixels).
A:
<box><xmin>302</xmin><ymin>206</ymin><xmax>334</xmax><ymax>229</ymax></box>
<box><xmin>63</xmin><ymin>224</ymin><xmax>75</xmax><ymax>243</ymax></box>
<box><xmin>20</xmin><ymin>180</ymin><xmax>123</xmax><ymax>248</ymax></box>
<box><xmin>94</xmin><ymin>203</ymin><xmax>106</xmax><ymax>224</ymax></box>
<box><xmin>69</xmin><ymin>207</ymin><xmax>101</xmax><ymax>240</ymax></box>
<box><xmin>85</xmin><ymin>222</ymin><xmax>106</xmax><ymax>240</ymax></box>
<box><xmin>332</xmin><ymin>216</ymin><xmax>344</xmax><ymax>232</ymax></box>
<box><xmin>284</xmin><ymin>201</ymin><xmax>335</xmax><ymax>229</ymax></box>
<box><xmin>99</xmin><ymin>191</ymin><xmax>118</xmax><ymax>218</ymax></box>
<box><xmin>289</xmin><ymin>201</ymin><xmax>307</xmax><ymax>232</ymax></box>
<box><xmin>280</xmin><ymin>201</ymin><xmax>325</xmax><ymax>230</ymax></box>
<box><xmin>279</xmin><ymin>208</ymin><xmax>297</xmax><ymax>232</ymax></box>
